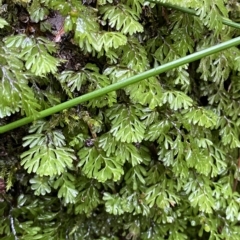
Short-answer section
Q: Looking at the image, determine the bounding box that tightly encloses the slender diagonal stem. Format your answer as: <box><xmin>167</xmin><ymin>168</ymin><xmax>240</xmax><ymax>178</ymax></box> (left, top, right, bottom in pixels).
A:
<box><xmin>148</xmin><ymin>1</ymin><xmax>240</xmax><ymax>29</ymax></box>
<box><xmin>1</xmin><ymin>37</ymin><xmax>240</xmax><ymax>133</ymax></box>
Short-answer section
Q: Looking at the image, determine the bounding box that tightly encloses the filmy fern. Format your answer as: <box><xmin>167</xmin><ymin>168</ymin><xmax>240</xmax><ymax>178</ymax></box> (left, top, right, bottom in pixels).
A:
<box><xmin>2</xmin><ymin>0</ymin><xmax>240</xmax><ymax>239</ymax></box>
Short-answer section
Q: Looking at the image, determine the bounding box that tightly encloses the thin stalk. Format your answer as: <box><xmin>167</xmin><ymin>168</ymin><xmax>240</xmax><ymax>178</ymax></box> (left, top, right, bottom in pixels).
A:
<box><xmin>1</xmin><ymin>37</ymin><xmax>240</xmax><ymax>133</ymax></box>
<box><xmin>148</xmin><ymin>1</ymin><xmax>240</xmax><ymax>29</ymax></box>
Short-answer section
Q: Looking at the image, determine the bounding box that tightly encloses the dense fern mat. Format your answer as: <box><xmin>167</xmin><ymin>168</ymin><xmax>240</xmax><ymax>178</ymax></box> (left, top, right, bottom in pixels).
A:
<box><xmin>1</xmin><ymin>0</ymin><xmax>240</xmax><ymax>239</ymax></box>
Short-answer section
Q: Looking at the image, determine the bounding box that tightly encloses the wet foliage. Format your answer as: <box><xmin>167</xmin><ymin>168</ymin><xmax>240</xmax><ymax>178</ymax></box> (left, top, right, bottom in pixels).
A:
<box><xmin>1</xmin><ymin>0</ymin><xmax>240</xmax><ymax>239</ymax></box>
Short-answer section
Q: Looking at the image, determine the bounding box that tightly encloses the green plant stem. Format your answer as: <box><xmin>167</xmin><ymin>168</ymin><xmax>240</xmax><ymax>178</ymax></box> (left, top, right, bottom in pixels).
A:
<box><xmin>148</xmin><ymin>1</ymin><xmax>240</xmax><ymax>29</ymax></box>
<box><xmin>1</xmin><ymin>37</ymin><xmax>240</xmax><ymax>134</ymax></box>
